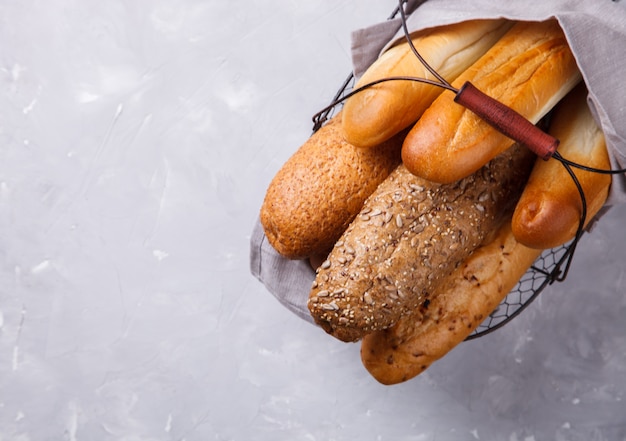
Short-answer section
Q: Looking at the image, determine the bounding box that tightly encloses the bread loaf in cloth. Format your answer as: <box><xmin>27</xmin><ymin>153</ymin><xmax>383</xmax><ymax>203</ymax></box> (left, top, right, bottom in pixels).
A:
<box><xmin>250</xmin><ymin>0</ymin><xmax>626</xmax><ymax>323</ymax></box>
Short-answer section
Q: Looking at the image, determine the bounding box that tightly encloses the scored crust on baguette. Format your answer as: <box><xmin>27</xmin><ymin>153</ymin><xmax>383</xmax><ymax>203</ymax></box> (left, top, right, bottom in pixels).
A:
<box><xmin>512</xmin><ymin>83</ymin><xmax>611</xmax><ymax>249</ymax></box>
<box><xmin>260</xmin><ymin>113</ymin><xmax>403</xmax><ymax>259</ymax></box>
<box><xmin>341</xmin><ymin>19</ymin><xmax>512</xmax><ymax>148</ymax></box>
<box><xmin>401</xmin><ymin>19</ymin><xmax>582</xmax><ymax>184</ymax></box>
<box><xmin>360</xmin><ymin>220</ymin><xmax>542</xmax><ymax>385</ymax></box>
<box><xmin>307</xmin><ymin>144</ymin><xmax>535</xmax><ymax>343</ymax></box>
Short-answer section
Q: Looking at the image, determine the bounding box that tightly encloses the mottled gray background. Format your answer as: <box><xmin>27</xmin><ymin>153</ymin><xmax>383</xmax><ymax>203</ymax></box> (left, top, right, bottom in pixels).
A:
<box><xmin>0</xmin><ymin>1</ymin><xmax>625</xmax><ymax>440</ymax></box>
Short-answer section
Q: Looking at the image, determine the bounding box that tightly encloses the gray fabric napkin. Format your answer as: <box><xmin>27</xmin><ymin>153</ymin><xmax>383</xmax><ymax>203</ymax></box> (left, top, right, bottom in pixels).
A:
<box><xmin>251</xmin><ymin>0</ymin><xmax>626</xmax><ymax>323</ymax></box>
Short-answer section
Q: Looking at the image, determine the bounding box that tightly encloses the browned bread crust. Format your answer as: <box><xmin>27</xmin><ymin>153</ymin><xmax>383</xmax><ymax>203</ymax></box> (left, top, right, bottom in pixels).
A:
<box><xmin>401</xmin><ymin>20</ymin><xmax>581</xmax><ymax>184</ymax></box>
<box><xmin>360</xmin><ymin>221</ymin><xmax>542</xmax><ymax>384</ymax></box>
<box><xmin>342</xmin><ymin>19</ymin><xmax>511</xmax><ymax>148</ymax></box>
<box><xmin>512</xmin><ymin>84</ymin><xmax>611</xmax><ymax>249</ymax></box>
<box><xmin>308</xmin><ymin>144</ymin><xmax>535</xmax><ymax>342</ymax></box>
<box><xmin>260</xmin><ymin>113</ymin><xmax>403</xmax><ymax>259</ymax></box>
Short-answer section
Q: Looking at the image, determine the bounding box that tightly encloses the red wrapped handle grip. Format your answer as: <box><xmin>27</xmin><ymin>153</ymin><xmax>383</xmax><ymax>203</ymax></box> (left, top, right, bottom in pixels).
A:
<box><xmin>454</xmin><ymin>81</ymin><xmax>559</xmax><ymax>160</ymax></box>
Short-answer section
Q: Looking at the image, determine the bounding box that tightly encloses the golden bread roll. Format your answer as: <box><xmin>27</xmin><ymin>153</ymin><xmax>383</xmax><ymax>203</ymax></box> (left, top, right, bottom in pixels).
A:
<box><xmin>360</xmin><ymin>220</ymin><xmax>542</xmax><ymax>385</ymax></box>
<box><xmin>341</xmin><ymin>19</ymin><xmax>512</xmax><ymax>148</ymax></box>
<box><xmin>401</xmin><ymin>20</ymin><xmax>582</xmax><ymax>184</ymax></box>
<box><xmin>512</xmin><ymin>83</ymin><xmax>611</xmax><ymax>249</ymax></box>
<box><xmin>260</xmin><ymin>113</ymin><xmax>403</xmax><ymax>259</ymax></box>
<box><xmin>307</xmin><ymin>144</ymin><xmax>534</xmax><ymax>342</ymax></box>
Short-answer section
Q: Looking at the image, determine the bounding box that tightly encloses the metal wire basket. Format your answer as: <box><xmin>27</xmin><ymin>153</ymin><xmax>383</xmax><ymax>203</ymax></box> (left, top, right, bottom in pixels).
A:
<box><xmin>310</xmin><ymin>1</ymin><xmax>579</xmax><ymax>340</ymax></box>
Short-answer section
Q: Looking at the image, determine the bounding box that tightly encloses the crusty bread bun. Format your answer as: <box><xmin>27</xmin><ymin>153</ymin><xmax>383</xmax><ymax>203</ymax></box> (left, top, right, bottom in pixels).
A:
<box><xmin>260</xmin><ymin>113</ymin><xmax>403</xmax><ymax>259</ymax></box>
<box><xmin>360</xmin><ymin>220</ymin><xmax>542</xmax><ymax>385</ymax></box>
<box><xmin>307</xmin><ymin>144</ymin><xmax>534</xmax><ymax>343</ymax></box>
<box><xmin>512</xmin><ymin>83</ymin><xmax>611</xmax><ymax>249</ymax></box>
<box><xmin>401</xmin><ymin>20</ymin><xmax>582</xmax><ymax>184</ymax></box>
<box><xmin>341</xmin><ymin>19</ymin><xmax>512</xmax><ymax>148</ymax></box>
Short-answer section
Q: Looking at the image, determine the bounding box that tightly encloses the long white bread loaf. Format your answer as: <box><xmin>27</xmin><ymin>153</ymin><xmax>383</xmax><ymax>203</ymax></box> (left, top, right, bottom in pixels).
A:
<box><xmin>342</xmin><ymin>19</ymin><xmax>512</xmax><ymax>148</ymax></box>
<box><xmin>512</xmin><ymin>83</ymin><xmax>611</xmax><ymax>249</ymax></box>
<box><xmin>401</xmin><ymin>20</ymin><xmax>581</xmax><ymax>184</ymax></box>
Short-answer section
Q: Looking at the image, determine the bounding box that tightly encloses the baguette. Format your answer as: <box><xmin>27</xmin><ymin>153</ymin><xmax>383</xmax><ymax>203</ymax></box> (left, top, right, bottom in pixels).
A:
<box><xmin>401</xmin><ymin>20</ymin><xmax>582</xmax><ymax>184</ymax></box>
<box><xmin>342</xmin><ymin>19</ymin><xmax>512</xmax><ymax>148</ymax></box>
<box><xmin>307</xmin><ymin>144</ymin><xmax>534</xmax><ymax>342</ymax></box>
<box><xmin>512</xmin><ymin>84</ymin><xmax>611</xmax><ymax>249</ymax></box>
<box><xmin>260</xmin><ymin>113</ymin><xmax>403</xmax><ymax>259</ymax></box>
<box><xmin>360</xmin><ymin>220</ymin><xmax>542</xmax><ymax>385</ymax></box>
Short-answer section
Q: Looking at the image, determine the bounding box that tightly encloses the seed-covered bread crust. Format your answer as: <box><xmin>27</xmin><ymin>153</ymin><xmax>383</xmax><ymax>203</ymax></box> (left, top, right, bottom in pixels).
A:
<box><xmin>360</xmin><ymin>221</ymin><xmax>543</xmax><ymax>384</ymax></box>
<box><xmin>307</xmin><ymin>144</ymin><xmax>535</xmax><ymax>342</ymax></box>
<box><xmin>260</xmin><ymin>113</ymin><xmax>403</xmax><ymax>259</ymax></box>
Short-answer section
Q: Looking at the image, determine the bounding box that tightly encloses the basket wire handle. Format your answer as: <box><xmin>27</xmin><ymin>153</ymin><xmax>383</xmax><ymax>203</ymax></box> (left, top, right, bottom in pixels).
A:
<box><xmin>313</xmin><ymin>0</ymin><xmax>626</xmax><ymax>289</ymax></box>
<box><xmin>307</xmin><ymin>0</ymin><xmax>626</xmax><ymax>338</ymax></box>
<box><xmin>398</xmin><ymin>0</ymin><xmax>626</xmax><ymax>336</ymax></box>
<box><xmin>398</xmin><ymin>0</ymin><xmax>626</xmax><ymax>283</ymax></box>
<box><xmin>397</xmin><ymin>0</ymin><xmax>561</xmax><ymax>159</ymax></box>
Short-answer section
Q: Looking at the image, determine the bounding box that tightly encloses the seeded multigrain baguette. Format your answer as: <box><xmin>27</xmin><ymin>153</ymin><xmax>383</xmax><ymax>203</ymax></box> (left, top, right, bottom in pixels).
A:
<box><xmin>260</xmin><ymin>112</ymin><xmax>403</xmax><ymax>259</ymax></box>
<box><xmin>307</xmin><ymin>144</ymin><xmax>535</xmax><ymax>343</ymax></box>
<box><xmin>361</xmin><ymin>220</ymin><xmax>543</xmax><ymax>385</ymax></box>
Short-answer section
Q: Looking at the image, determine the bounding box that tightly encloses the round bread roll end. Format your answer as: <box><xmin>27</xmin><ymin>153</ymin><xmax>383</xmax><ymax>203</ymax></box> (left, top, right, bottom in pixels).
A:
<box><xmin>400</xmin><ymin>96</ymin><xmax>499</xmax><ymax>184</ymax></box>
<box><xmin>511</xmin><ymin>193</ymin><xmax>580</xmax><ymax>249</ymax></box>
<box><xmin>360</xmin><ymin>333</ymin><xmax>432</xmax><ymax>385</ymax></box>
<box><xmin>259</xmin><ymin>113</ymin><xmax>403</xmax><ymax>260</ymax></box>
<box><xmin>511</xmin><ymin>83</ymin><xmax>611</xmax><ymax>251</ymax></box>
<box><xmin>342</xmin><ymin>86</ymin><xmax>404</xmax><ymax>149</ymax></box>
